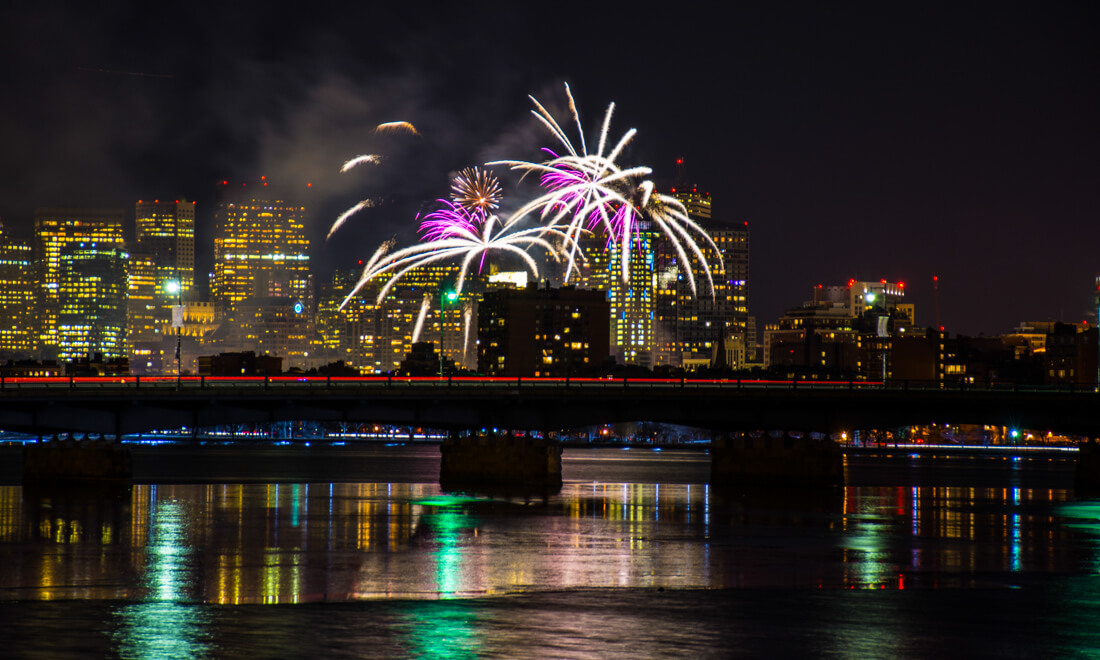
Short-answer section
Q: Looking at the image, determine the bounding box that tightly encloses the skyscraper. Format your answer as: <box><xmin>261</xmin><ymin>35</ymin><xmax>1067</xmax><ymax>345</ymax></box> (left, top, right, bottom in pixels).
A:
<box><xmin>57</xmin><ymin>243</ymin><xmax>129</xmax><ymax>362</ymax></box>
<box><xmin>129</xmin><ymin>200</ymin><xmax>196</xmax><ymax>373</ymax></box>
<box><xmin>212</xmin><ymin>197</ymin><xmax>312</xmax><ymax>314</ymax></box>
<box><xmin>33</xmin><ymin>208</ymin><xmax>125</xmax><ymax>357</ymax></box>
<box><xmin>580</xmin><ymin>222</ymin><xmax>660</xmax><ymax>367</ymax></box>
<box><xmin>135</xmin><ymin>200</ymin><xmax>196</xmax><ymax>300</ymax></box>
<box><xmin>0</xmin><ymin>223</ymin><xmax>35</xmax><ymax>358</ymax></box>
<box><xmin>653</xmin><ymin>163</ymin><xmax>750</xmax><ymax>369</ymax></box>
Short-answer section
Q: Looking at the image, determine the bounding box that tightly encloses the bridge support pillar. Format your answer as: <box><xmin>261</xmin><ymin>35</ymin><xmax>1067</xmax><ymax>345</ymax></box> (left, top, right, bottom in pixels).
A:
<box><xmin>710</xmin><ymin>432</ymin><xmax>844</xmax><ymax>486</ymax></box>
<box><xmin>1075</xmin><ymin>439</ymin><xmax>1100</xmax><ymax>493</ymax></box>
<box><xmin>440</xmin><ymin>432</ymin><xmax>562</xmax><ymax>493</ymax></box>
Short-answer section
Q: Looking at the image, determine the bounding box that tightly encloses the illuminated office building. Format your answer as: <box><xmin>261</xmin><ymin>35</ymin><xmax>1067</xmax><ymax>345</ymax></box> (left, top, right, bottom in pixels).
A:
<box><xmin>317</xmin><ymin>269</ymin><xmax>382</xmax><ymax>373</ymax></box>
<box><xmin>212</xmin><ymin>197</ymin><xmax>312</xmax><ymax>315</ymax></box>
<box><xmin>57</xmin><ymin>243</ymin><xmax>129</xmax><ymax>361</ymax></box>
<box><xmin>670</xmin><ymin>168</ymin><xmax>712</xmax><ymax>221</ymax></box>
<box><xmin>361</xmin><ymin>263</ymin><xmax>474</xmax><ymax>373</ymax></box>
<box><xmin>0</xmin><ymin>224</ymin><xmax>35</xmax><ymax>358</ymax></box>
<box><xmin>478</xmin><ymin>284</ymin><xmax>609</xmax><ymax>377</ymax></box>
<box><xmin>128</xmin><ymin>200</ymin><xmax>197</xmax><ymax>373</ymax></box>
<box><xmin>654</xmin><ymin>219</ymin><xmax>750</xmax><ymax>368</ymax></box>
<box><xmin>216</xmin><ymin>296</ymin><xmax>325</xmax><ymax>372</ymax></box>
<box><xmin>33</xmin><ymin>208</ymin><xmax>125</xmax><ymax>357</ymax></box>
<box><xmin>127</xmin><ymin>251</ymin><xmax>158</xmax><ymax>344</ymax></box>
<box><xmin>581</xmin><ymin>223</ymin><xmax>659</xmax><ymax>368</ymax></box>
<box><xmin>649</xmin><ymin>163</ymin><xmax>750</xmax><ymax>369</ymax></box>
<box><xmin>135</xmin><ymin>199</ymin><xmax>195</xmax><ymax>299</ymax></box>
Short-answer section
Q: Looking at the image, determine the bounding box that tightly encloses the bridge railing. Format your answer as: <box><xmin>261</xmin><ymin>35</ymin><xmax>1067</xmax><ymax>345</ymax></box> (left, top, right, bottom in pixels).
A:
<box><xmin>0</xmin><ymin>375</ymin><xmax>1097</xmax><ymax>394</ymax></box>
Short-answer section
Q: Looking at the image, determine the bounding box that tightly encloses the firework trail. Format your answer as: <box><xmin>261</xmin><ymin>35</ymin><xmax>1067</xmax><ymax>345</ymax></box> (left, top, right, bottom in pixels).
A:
<box><xmin>328</xmin><ymin>198</ymin><xmax>381</xmax><ymax>242</ymax></box>
<box><xmin>462</xmin><ymin>302</ymin><xmax>474</xmax><ymax>369</ymax></box>
<box><xmin>490</xmin><ymin>84</ymin><xmax>719</xmax><ymax>295</ymax></box>
<box><xmin>340</xmin><ymin>154</ymin><xmax>383</xmax><ymax>172</ymax></box>
<box><xmin>375</xmin><ymin>121</ymin><xmax>420</xmax><ymax>137</ymax></box>
<box><xmin>342</xmin><ymin>201</ymin><xmax>575</xmax><ymax>304</ymax></box>
<box><xmin>451</xmin><ymin>167</ymin><xmax>502</xmax><ymax>212</ymax></box>
<box><xmin>339</xmin><ymin>239</ymin><xmax>395</xmax><ymax>310</ymax></box>
<box><xmin>411</xmin><ymin>294</ymin><xmax>432</xmax><ymax>344</ymax></box>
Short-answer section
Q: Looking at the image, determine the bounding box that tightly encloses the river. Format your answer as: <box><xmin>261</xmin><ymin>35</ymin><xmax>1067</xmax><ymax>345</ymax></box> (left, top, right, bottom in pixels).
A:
<box><xmin>1</xmin><ymin>445</ymin><xmax>1099</xmax><ymax>658</ymax></box>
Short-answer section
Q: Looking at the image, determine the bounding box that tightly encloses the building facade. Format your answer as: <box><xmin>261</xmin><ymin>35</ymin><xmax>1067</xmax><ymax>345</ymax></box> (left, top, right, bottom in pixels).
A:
<box><xmin>478</xmin><ymin>284</ymin><xmax>609</xmax><ymax>377</ymax></box>
<box><xmin>0</xmin><ymin>224</ymin><xmax>36</xmax><ymax>358</ymax></box>
<box><xmin>57</xmin><ymin>243</ymin><xmax>129</xmax><ymax>362</ymax></box>
<box><xmin>33</xmin><ymin>208</ymin><xmax>126</xmax><ymax>357</ymax></box>
<box><xmin>212</xmin><ymin>198</ymin><xmax>312</xmax><ymax>314</ymax></box>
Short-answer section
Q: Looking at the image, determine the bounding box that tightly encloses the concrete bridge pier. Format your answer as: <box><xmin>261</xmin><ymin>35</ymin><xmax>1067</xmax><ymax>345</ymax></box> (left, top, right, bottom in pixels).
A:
<box><xmin>710</xmin><ymin>431</ymin><xmax>844</xmax><ymax>486</ymax></box>
<box><xmin>1074</xmin><ymin>439</ymin><xmax>1100</xmax><ymax>493</ymax></box>
<box><xmin>439</xmin><ymin>431</ymin><xmax>563</xmax><ymax>493</ymax></box>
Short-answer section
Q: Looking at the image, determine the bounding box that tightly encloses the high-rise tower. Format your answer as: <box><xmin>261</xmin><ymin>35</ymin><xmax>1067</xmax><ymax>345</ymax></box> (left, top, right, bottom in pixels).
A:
<box><xmin>130</xmin><ymin>200</ymin><xmax>196</xmax><ymax>367</ymax></box>
<box><xmin>135</xmin><ymin>200</ymin><xmax>196</xmax><ymax>299</ymax></box>
<box><xmin>212</xmin><ymin>197</ymin><xmax>312</xmax><ymax>315</ymax></box>
<box><xmin>654</xmin><ymin>160</ymin><xmax>750</xmax><ymax>369</ymax></box>
<box><xmin>33</xmin><ymin>208</ymin><xmax>125</xmax><ymax>357</ymax></box>
<box><xmin>580</xmin><ymin>222</ymin><xmax>659</xmax><ymax>368</ymax></box>
<box><xmin>57</xmin><ymin>243</ymin><xmax>129</xmax><ymax>361</ymax></box>
<box><xmin>0</xmin><ymin>222</ymin><xmax>36</xmax><ymax>358</ymax></box>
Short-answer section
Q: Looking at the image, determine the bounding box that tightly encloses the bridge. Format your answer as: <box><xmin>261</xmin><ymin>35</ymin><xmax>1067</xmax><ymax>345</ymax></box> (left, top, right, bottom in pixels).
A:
<box><xmin>1</xmin><ymin>375</ymin><xmax>1097</xmax><ymax>439</ymax></box>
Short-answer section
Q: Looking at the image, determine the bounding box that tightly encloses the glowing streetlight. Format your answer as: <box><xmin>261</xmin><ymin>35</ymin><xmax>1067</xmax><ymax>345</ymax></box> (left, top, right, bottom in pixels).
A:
<box><xmin>167</xmin><ymin>280</ymin><xmax>182</xmax><ymax>382</ymax></box>
<box><xmin>440</xmin><ymin>288</ymin><xmax>458</xmax><ymax>378</ymax></box>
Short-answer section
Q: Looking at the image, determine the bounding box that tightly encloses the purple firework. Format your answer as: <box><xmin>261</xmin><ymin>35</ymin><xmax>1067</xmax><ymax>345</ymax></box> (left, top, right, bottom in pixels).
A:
<box><xmin>419</xmin><ymin>199</ymin><xmax>485</xmax><ymax>242</ymax></box>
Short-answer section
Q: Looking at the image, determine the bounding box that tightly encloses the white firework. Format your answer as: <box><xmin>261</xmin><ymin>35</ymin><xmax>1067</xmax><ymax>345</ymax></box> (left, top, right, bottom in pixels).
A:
<box><xmin>490</xmin><ymin>83</ymin><xmax>719</xmax><ymax>295</ymax></box>
<box><xmin>341</xmin><ymin>203</ymin><xmax>576</xmax><ymax>307</ymax></box>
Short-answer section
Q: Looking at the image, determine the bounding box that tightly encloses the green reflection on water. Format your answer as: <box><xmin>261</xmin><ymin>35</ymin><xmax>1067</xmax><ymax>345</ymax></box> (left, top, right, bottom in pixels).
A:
<box><xmin>399</xmin><ymin>601</ymin><xmax>482</xmax><ymax>660</ymax></box>
<box><xmin>393</xmin><ymin>497</ymin><xmax>482</xmax><ymax>657</ymax></box>
<box><xmin>114</xmin><ymin>495</ymin><xmax>210</xmax><ymax>658</ymax></box>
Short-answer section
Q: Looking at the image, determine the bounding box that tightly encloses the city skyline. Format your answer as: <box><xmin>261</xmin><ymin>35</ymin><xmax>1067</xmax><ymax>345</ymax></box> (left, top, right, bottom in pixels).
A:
<box><xmin>1</xmin><ymin>3</ymin><xmax>1096</xmax><ymax>336</ymax></box>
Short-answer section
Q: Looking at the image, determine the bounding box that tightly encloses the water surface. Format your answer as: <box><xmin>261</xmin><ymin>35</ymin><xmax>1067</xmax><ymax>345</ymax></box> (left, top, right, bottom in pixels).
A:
<box><xmin>1</xmin><ymin>447</ymin><xmax>1099</xmax><ymax>658</ymax></box>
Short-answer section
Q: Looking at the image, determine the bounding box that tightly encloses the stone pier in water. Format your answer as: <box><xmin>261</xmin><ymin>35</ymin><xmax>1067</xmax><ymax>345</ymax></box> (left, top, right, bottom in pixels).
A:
<box><xmin>710</xmin><ymin>432</ymin><xmax>844</xmax><ymax>486</ymax></box>
<box><xmin>440</xmin><ymin>433</ymin><xmax>563</xmax><ymax>492</ymax></box>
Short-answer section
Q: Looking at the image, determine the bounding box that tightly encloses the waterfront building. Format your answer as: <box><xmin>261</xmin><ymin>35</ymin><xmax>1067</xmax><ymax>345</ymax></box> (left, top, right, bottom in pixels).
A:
<box><xmin>57</xmin><ymin>243</ymin><xmax>129</xmax><ymax>362</ymax></box>
<box><xmin>33</xmin><ymin>208</ymin><xmax>125</xmax><ymax>357</ymax></box>
<box><xmin>129</xmin><ymin>200</ymin><xmax>196</xmax><ymax>373</ymax></box>
<box><xmin>765</xmin><ymin>280</ymin><xmax>914</xmax><ymax>379</ymax></box>
<box><xmin>478</xmin><ymin>284</ymin><xmax>609</xmax><ymax>377</ymax></box>
<box><xmin>316</xmin><ymin>269</ymin><xmax>363</xmax><ymax>368</ymax></box>
<box><xmin>0</xmin><ymin>224</ymin><xmax>36</xmax><ymax>358</ymax></box>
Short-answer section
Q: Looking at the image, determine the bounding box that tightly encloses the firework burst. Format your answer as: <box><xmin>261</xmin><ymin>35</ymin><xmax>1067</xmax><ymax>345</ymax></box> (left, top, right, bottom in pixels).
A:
<box><xmin>451</xmin><ymin>167</ymin><xmax>502</xmax><ymax>212</ymax></box>
<box><xmin>340</xmin><ymin>201</ymin><xmax>575</xmax><ymax>307</ymax></box>
<box><xmin>489</xmin><ymin>84</ymin><xmax>719</xmax><ymax>295</ymax></box>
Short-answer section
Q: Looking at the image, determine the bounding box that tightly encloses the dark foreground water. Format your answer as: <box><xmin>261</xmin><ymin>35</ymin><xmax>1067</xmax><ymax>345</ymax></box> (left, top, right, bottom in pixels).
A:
<box><xmin>2</xmin><ymin>446</ymin><xmax>1100</xmax><ymax>658</ymax></box>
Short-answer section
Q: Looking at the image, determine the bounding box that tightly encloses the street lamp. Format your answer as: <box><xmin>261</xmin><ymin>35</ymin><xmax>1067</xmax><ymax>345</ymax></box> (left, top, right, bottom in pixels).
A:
<box><xmin>166</xmin><ymin>280</ymin><xmax>182</xmax><ymax>384</ymax></box>
<box><xmin>440</xmin><ymin>288</ymin><xmax>458</xmax><ymax>378</ymax></box>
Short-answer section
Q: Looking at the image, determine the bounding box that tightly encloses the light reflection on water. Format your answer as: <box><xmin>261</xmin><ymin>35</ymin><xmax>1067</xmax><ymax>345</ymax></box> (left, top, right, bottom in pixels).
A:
<box><xmin>0</xmin><ymin>451</ymin><xmax>1100</xmax><ymax>656</ymax></box>
<box><xmin>113</xmin><ymin>495</ymin><xmax>211</xmax><ymax>658</ymax></box>
<box><xmin>0</xmin><ymin>476</ymin><xmax>1091</xmax><ymax>603</ymax></box>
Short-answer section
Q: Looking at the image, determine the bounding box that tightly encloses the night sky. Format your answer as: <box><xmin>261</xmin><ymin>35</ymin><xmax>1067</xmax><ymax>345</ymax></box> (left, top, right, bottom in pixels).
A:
<box><xmin>2</xmin><ymin>2</ymin><xmax>1096</xmax><ymax>336</ymax></box>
